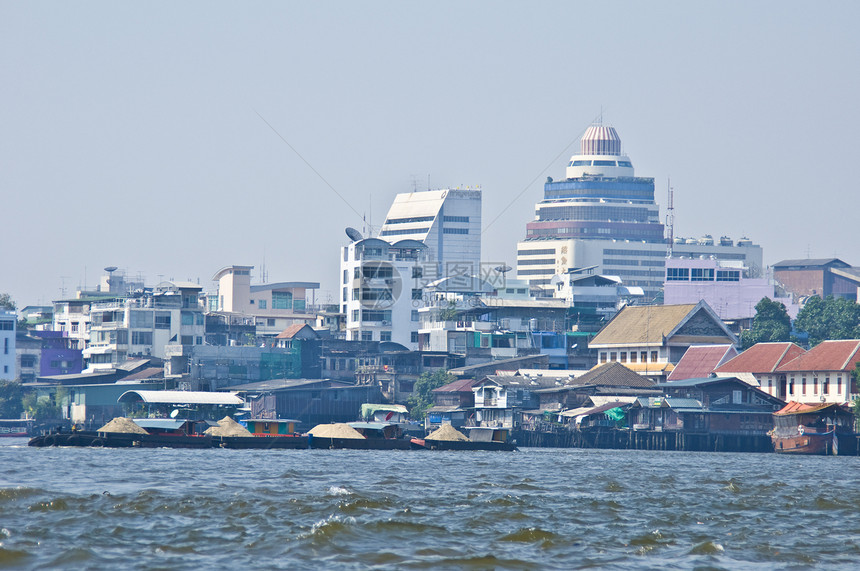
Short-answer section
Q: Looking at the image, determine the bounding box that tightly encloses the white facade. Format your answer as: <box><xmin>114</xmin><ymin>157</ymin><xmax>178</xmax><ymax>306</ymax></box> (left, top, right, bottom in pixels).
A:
<box><xmin>83</xmin><ymin>282</ymin><xmax>205</xmax><ymax>371</ymax></box>
<box><xmin>340</xmin><ymin>238</ymin><xmax>429</xmax><ymax>349</ymax></box>
<box><xmin>0</xmin><ymin>311</ymin><xmax>15</xmax><ymax>380</ymax></box>
<box><xmin>378</xmin><ymin>187</ymin><xmax>482</xmax><ymax>280</ymax></box>
<box><xmin>517</xmin><ymin>237</ymin><xmax>763</xmax><ymax>301</ymax></box>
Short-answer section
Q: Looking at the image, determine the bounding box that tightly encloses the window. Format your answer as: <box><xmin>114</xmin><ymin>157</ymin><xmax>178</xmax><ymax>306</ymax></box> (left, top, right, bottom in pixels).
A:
<box><xmin>651</xmin><ymin>351</ymin><xmax>658</xmax><ymax>362</ymax></box>
<box><xmin>361</xmin><ymin>331</ymin><xmax>373</xmax><ymax>342</ymax></box>
<box><xmin>181</xmin><ymin>335</ymin><xmax>194</xmax><ymax>346</ymax></box>
<box><xmin>571</xmin><ymin>160</ymin><xmax>591</xmax><ymax>166</ymax></box>
<box><xmin>267</xmin><ymin>318</ymin><xmax>276</xmax><ymax>326</ymax></box>
<box><xmin>21</xmin><ymin>355</ymin><xmax>36</xmax><ymax>368</ymax></box>
<box><xmin>0</xmin><ymin>321</ymin><xmax>14</xmax><ymax>331</ymax></box>
<box><xmin>272</xmin><ymin>291</ymin><xmax>293</xmax><ymax>310</ymax></box>
<box><xmin>412</xmin><ymin>266</ymin><xmax>423</xmax><ymax>279</ymax></box>
<box><xmin>666</xmin><ymin>268</ymin><xmax>689</xmax><ymax>281</ymax></box>
<box><xmin>716</xmin><ymin>270</ymin><xmax>740</xmax><ymax>282</ymax></box>
<box><xmin>196</xmin><ymin>336</ymin><xmax>203</xmax><ymax>345</ymax></box>
<box><xmin>837</xmin><ymin>376</ymin><xmax>842</xmax><ymax>394</ymax></box>
<box><xmin>610</xmin><ymin>352</ymin><xmax>617</xmax><ymax>362</ymax></box>
<box><xmin>181</xmin><ymin>312</ymin><xmax>194</xmax><ymax>325</ymax></box>
<box><xmin>343</xmin><ymin>269</ymin><xmax>348</xmax><ymax>284</ymax></box>
<box><xmin>258</xmin><ymin>300</ymin><xmax>267</xmax><ymax>309</ymax></box>
<box><xmin>600</xmin><ymin>352</ymin><xmax>607</xmax><ymax>364</ymax></box>
<box><xmin>412</xmin><ymin>289</ymin><xmax>422</xmax><ymax>301</ymax></box>
<box><xmin>381</xmin><ymin>227</ymin><xmax>431</xmax><ymax>236</ymax></box>
<box><xmin>250</xmin><ymin>299</ymin><xmax>255</xmax><ymax>305</ymax></box>
<box><xmin>813</xmin><ymin>378</ymin><xmax>818</xmax><ymax>395</ymax></box>
<box><xmin>641</xmin><ymin>351</ymin><xmax>648</xmax><ymax>363</ymax></box>
<box><xmin>442</xmin><ymin>228</ymin><xmax>469</xmax><ymax>235</ymax></box>
<box><xmin>343</xmin><ymin>287</ymin><xmax>348</xmax><ymax>302</ymax></box>
<box><xmin>691</xmin><ymin>268</ymin><xmax>715</xmax><ymax>281</ymax></box>
<box><xmin>411</xmin><ymin>332</ymin><xmax>419</xmax><ymax>343</ymax></box>
<box><xmin>619</xmin><ymin>352</ymin><xmax>627</xmax><ymax>363</ymax></box>
<box><xmin>411</xmin><ymin>310</ymin><xmax>419</xmax><ymax>322</ymax></box>
<box><xmin>155</xmin><ymin>313</ymin><xmax>171</xmax><ymax>329</ymax></box>
<box><xmin>592</xmin><ymin>160</ymin><xmax>616</xmax><ymax>166</ymax></box>
<box><xmin>354</xmin><ymin>267</ymin><xmax>361</xmax><ymax>279</ymax></box>
<box><xmin>443</xmin><ymin>215</ymin><xmax>469</xmax><ymax>223</ymax></box>
<box><xmin>71</xmin><ymin>322</ymin><xmax>79</xmax><ymax>333</ymax></box>
<box><xmin>380</xmin><ymin>331</ymin><xmax>392</xmax><ymax>342</ymax></box>
<box><xmin>823</xmin><ymin>377</ymin><xmax>830</xmax><ymax>395</ymax></box>
<box><xmin>629</xmin><ymin>352</ymin><xmax>637</xmax><ymax>363</ymax></box>
<box><xmin>352</xmin><ymin>310</ymin><xmax>359</xmax><ymax>321</ymax></box>
<box><xmin>131</xmin><ymin>331</ymin><xmax>153</xmax><ymax>345</ymax></box>
<box><xmin>801</xmin><ymin>377</ymin><xmax>806</xmax><ymax>395</ymax></box>
<box><xmin>3</xmin><ymin>338</ymin><xmax>7</xmax><ymax>354</ymax></box>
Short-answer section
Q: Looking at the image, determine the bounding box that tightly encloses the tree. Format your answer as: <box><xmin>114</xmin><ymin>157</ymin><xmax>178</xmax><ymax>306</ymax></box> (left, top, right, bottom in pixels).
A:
<box><xmin>0</xmin><ymin>381</ymin><xmax>23</xmax><ymax>418</ymax></box>
<box><xmin>740</xmin><ymin>297</ymin><xmax>791</xmax><ymax>349</ymax></box>
<box><xmin>0</xmin><ymin>293</ymin><xmax>15</xmax><ymax>311</ymax></box>
<box><xmin>407</xmin><ymin>369</ymin><xmax>455</xmax><ymax>420</ymax></box>
<box><xmin>793</xmin><ymin>295</ymin><xmax>860</xmax><ymax>347</ymax></box>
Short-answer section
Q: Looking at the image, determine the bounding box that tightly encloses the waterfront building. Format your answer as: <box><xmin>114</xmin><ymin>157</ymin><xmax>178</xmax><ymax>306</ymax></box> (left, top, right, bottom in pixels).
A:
<box><xmin>588</xmin><ymin>301</ymin><xmax>738</xmax><ymax>381</ymax></box>
<box><xmin>15</xmin><ymin>331</ymin><xmax>83</xmax><ymax>381</ymax></box>
<box><xmin>516</xmin><ymin>123</ymin><xmax>763</xmax><ymax>300</ymax></box>
<box><xmin>340</xmin><ymin>237</ymin><xmax>429</xmax><ymax>348</ymax></box>
<box><xmin>377</xmin><ymin>187</ymin><xmax>482</xmax><ymax>281</ymax></box>
<box><xmin>713</xmin><ymin>341</ymin><xmax>805</xmax><ymax>398</ymax></box>
<box><xmin>664</xmin><ymin>257</ymin><xmax>798</xmax><ymax>331</ymax></box>
<box><xmin>82</xmin><ymin>281</ymin><xmax>205</xmax><ymax>371</ymax></box>
<box><xmin>772</xmin><ymin>339</ymin><xmax>860</xmax><ymax>404</ymax></box>
<box><xmin>0</xmin><ymin>310</ymin><xmax>15</xmax><ymax>380</ymax></box>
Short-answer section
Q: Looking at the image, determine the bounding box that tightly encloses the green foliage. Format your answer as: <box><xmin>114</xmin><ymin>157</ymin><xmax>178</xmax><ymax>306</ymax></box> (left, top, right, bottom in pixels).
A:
<box><xmin>407</xmin><ymin>369</ymin><xmax>455</xmax><ymax>420</ymax></box>
<box><xmin>0</xmin><ymin>293</ymin><xmax>15</xmax><ymax>311</ymax></box>
<box><xmin>22</xmin><ymin>389</ymin><xmax>64</xmax><ymax>421</ymax></box>
<box><xmin>439</xmin><ymin>302</ymin><xmax>459</xmax><ymax>322</ymax></box>
<box><xmin>740</xmin><ymin>297</ymin><xmax>792</xmax><ymax>349</ymax></box>
<box><xmin>793</xmin><ymin>295</ymin><xmax>860</xmax><ymax>347</ymax></box>
<box><xmin>0</xmin><ymin>381</ymin><xmax>23</xmax><ymax>418</ymax></box>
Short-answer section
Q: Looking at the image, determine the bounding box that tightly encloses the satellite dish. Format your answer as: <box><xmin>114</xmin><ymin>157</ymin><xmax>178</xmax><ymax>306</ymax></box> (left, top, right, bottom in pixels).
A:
<box><xmin>345</xmin><ymin>227</ymin><xmax>363</xmax><ymax>242</ymax></box>
<box><xmin>170</xmin><ymin>409</ymin><xmax>179</xmax><ymax>418</ymax></box>
<box><xmin>104</xmin><ymin>266</ymin><xmax>118</xmax><ymax>273</ymax></box>
<box><xmin>494</xmin><ymin>265</ymin><xmax>512</xmax><ymax>274</ymax></box>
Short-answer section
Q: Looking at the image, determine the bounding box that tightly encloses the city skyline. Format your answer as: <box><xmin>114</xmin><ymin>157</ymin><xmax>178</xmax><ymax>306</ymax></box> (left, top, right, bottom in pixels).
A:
<box><xmin>3</xmin><ymin>1</ymin><xmax>859</xmax><ymax>306</ymax></box>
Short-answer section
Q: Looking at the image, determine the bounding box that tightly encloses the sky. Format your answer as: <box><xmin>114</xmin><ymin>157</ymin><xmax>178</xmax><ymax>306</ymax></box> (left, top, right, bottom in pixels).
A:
<box><xmin>2</xmin><ymin>1</ymin><xmax>859</xmax><ymax>307</ymax></box>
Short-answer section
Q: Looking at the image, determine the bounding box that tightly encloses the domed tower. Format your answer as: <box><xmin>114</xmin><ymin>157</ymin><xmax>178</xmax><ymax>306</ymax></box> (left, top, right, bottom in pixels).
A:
<box><xmin>565</xmin><ymin>124</ymin><xmax>635</xmax><ymax>179</ymax></box>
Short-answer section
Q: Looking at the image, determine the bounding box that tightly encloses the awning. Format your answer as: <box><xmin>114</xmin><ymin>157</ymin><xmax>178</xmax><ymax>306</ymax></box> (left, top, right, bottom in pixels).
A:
<box><xmin>117</xmin><ymin>390</ymin><xmax>244</xmax><ymax>406</ymax></box>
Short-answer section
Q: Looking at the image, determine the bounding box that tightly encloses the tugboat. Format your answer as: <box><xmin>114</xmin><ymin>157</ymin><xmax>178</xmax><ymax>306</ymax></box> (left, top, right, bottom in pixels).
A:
<box><xmin>771</xmin><ymin>402</ymin><xmax>855</xmax><ymax>455</ymax></box>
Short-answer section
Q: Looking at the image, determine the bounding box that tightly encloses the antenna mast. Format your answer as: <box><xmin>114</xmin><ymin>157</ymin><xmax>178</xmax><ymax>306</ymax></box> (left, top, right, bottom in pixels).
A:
<box><xmin>665</xmin><ymin>178</ymin><xmax>675</xmax><ymax>258</ymax></box>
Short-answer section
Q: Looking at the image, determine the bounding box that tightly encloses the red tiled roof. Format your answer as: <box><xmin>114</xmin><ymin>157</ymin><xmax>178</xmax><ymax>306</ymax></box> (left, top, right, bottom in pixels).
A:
<box><xmin>776</xmin><ymin>339</ymin><xmax>860</xmax><ymax>373</ymax></box>
<box><xmin>433</xmin><ymin>378</ymin><xmax>479</xmax><ymax>393</ymax></box>
<box><xmin>276</xmin><ymin>323</ymin><xmax>315</xmax><ymax>339</ymax></box>
<box><xmin>667</xmin><ymin>345</ymin><xmax>738</xmax><ymax>381</ymax></box>
<box><xmin>715</xmin><ymin>342</ymin><xmax>805</xmax><ymax>374</ymax></box>
<box><xmin>775</xmin><ymin>401</ymin><xmax>842</xmax><ymax>416</ymax></box>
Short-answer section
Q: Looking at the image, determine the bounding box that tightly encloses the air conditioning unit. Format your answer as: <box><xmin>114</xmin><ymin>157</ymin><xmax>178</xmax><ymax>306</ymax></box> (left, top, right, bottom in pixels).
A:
<box><xmin>382</xmin><ymin>320</ymin><xmax>391</xmax><ymax>325</ymax></box>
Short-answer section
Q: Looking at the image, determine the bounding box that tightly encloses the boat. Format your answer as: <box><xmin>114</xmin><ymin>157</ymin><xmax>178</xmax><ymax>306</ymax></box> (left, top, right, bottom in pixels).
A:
<box><xmin>771</xmin><ymin>402</ymin><xmax>855</xmax><ymax>455</ymax></box>
<box><xmin>417</xmin><ymin>426</ymin><xmax>518</xmax><ymax>451</ymax></box>
<box><xmin>0</xmin><ymin>419</ymin><xmax>35</xmax><ymax>437</ymax></box>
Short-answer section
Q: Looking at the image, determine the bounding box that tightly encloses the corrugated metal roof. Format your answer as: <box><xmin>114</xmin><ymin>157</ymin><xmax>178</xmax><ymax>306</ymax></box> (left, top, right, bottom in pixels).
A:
<box><xmin>117</xmin><ymin>390</ymin><xmax>244</xmax><ymax>405</ymax></box>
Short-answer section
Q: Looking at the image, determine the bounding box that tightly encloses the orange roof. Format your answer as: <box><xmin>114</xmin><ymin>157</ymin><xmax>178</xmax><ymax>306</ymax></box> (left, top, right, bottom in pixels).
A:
<box><xmin>275</xmin><ymin>323</ymin><xmax>316</xmax><ymax>339</ymax></box>
<box><xmin>715</xmin><ymin>342</ymin><xmax>805</xmax><ymax>375</ymax></box>
<box><xmin>776</xmin><ymin>339</ymin><xmax>860</xmax><ymax>373</ymax></box>
<box><xmin>774</xmin><ymin>401</ymin><xmax>843</xmax><ymax>416</ymax></box>
<box><xmin>668</xmin><ymin>345</ymin><xmax>738</xmax><ymax>381</ymax></box>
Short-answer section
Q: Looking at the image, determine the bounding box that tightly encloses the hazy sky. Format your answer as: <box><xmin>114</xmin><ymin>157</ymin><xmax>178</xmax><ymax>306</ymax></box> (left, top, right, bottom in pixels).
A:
<box><xmin>2</xmin><ymin>1</ymin><xmax>859</xmax><ymax>307</ymax></box>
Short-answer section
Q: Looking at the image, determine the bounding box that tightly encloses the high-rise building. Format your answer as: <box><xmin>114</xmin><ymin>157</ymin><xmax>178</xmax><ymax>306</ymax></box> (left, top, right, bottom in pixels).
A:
<box><xmin>516</xmin><ymin>123</ymin><xmax>762</xmax><ymax>300</ymax></box>
<box><xmin>378</xmin><ymin>187</ymin><xmax>482</xmax><ymax>281</ymax></box>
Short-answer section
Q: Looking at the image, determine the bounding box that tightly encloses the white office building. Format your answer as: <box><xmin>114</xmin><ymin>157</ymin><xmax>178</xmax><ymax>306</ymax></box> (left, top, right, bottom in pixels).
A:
<box><xmin>517</xmin><ymin>123</ymin><xmax>762</xmax><ymax>300</ymax></box>
<box><xmin>378</xmin><ymin>187</ymin><xmax>482</xmax><ymax>281</ymax></box>
<box><xmin>340</xmin><ymin>238</ymin><xmax>429</xmax><ymax>348</ymax></box>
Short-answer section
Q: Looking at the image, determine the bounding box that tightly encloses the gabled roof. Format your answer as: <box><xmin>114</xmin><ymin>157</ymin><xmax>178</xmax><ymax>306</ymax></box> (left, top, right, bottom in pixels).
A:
<box><xmin>657</xmin><ymin>375</ymin><xmax>746</xmax><ymax>389</ymax></box>
<box><xmin>590</xmin><ymin>301</ymin><xmax>736</xmax><ymax>347</ymax></box>
<box><xmin>715</xmin><ymin>342</ymin><xmax>805</xmax><ymax>375</ymax></box>
<box><xmin>776</xmin><ymin>340</ymin><xmax>860</xmax><ymax>373</ymax></box>
<box><xmin>571</xmin><ymin>362</ymin><xmax>656</xmax><ymax>388</ymax></box>
<box><xmin>774</xmin><ymin>401</ymin><xmax>845</xmax><ymax>416</ymax></box>
<box><xmin>433</xmin><ymin>378</ymin><xmax>479</xmax><ymax>393</ymax></box>
<box><xmin>276</xmin><ymin>323</ymin><xmax>319</xmax><ymax>340</ymax></box>
<box><xmin>668</xmin><ymin>345</ymin><xmax>738</xmax><ymax>381</ymax></box>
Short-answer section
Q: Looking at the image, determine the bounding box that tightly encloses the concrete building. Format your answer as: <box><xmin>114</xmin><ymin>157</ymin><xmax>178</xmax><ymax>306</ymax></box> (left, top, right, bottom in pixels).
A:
<box><xmin>208</xmin><ymin>265</ymin><xmax>319</xmax><ymax>337</ymax></box>
<box><xmin>516</xmin><ymin>123</ymin><xmax>763</xmax><ymax>300</ymax></box>
<box><xmin>0</xmin><ymin>310</ymin><xmax>15</xmax><ymax>380</ymax></box>
<box><xmin>83</xmin><ymin>281</ymin><xmax>205</xmax><ymax>371</ymax></box>
<box><xmin>772</xmin><ymin>258</ymin><xmax>860</xmax><ymax>303</ymax></box>
<box><xmin>664</xmin><ymin>257</ymin><xmax>798</xmax><ymax>330</ymax></box>
<box><xmin>378</xmin><ymin>187</ymin><xmax>482</xmax><ymax>281</ymax></box>
<box><xmin>340</xmin><ymin>237</ymin><xmax>429</xmax><ymax>348</ymax></box>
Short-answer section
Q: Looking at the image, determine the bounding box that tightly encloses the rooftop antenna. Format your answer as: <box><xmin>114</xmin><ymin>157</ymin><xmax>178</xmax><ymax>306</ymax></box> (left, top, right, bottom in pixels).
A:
<box><xmin>59</xmin><ymin>276</ymin><xmax>70</xmax><ymax>298</ymax></box>
<box><xmin>665</xmin><ymin>178</ymin><xmax>675</xmax><ymax>258</ymax></box>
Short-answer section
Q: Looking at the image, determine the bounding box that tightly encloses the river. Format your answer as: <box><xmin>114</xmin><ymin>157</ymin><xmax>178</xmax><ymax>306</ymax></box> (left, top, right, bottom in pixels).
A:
<box><xmin>2</xmin><ymin>438</ymin><xmax>860</xmax><ymax>570</ymax></box>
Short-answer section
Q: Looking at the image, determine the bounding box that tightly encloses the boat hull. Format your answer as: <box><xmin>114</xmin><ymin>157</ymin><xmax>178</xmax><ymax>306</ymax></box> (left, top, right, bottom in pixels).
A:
<box><xmin>772</xmin><ymin>432</ymin><xmax>833</xmax><ymax>455</ymax></box>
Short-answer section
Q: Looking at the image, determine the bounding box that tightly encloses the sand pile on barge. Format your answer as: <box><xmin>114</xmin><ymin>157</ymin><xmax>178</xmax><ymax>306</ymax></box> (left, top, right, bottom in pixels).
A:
<box><xmin>204</xmin><ymin>416</ymin><xmax>253</xmax><ymax>437</ymax></box>
<box><xmin>308</xmin><ymin>423</ymin><xmax>365</xmax><ymax>439</ymax></box>
<box><xmin>425</xmin><ymin>424</ymin><xmax>469</xmax><ymax>442</ymax></box>
<box><xmin>98</xmin><ymin>417</ymin><xmax>149</xmax><ymax>434</ymax></box>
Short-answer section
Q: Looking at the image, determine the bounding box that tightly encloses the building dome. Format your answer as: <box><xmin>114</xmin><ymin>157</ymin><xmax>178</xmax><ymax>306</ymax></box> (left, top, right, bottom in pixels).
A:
<box><xmin>580</xmin><ymin>125</ymin><xmax>622</xmax><ymax>156</ymax></box>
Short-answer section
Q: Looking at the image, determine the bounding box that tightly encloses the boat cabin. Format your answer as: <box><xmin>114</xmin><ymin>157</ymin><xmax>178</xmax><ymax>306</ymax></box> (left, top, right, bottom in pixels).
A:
<box><xmin>347</xmin><ymin>422</ymin><xmax>404</xmax><ymax>440</ymax></box>
<box><xmin>243</xmin><ymin>418</ymin><xmax>300</xmax><ymax>436</ymax></box>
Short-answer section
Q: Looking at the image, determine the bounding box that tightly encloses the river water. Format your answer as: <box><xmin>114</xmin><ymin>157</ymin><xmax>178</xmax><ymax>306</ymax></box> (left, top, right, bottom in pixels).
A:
<box><xmin>3</xmin><ymin>438</ymin><xmax>860</xmax><ymax>570</ymax></box>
